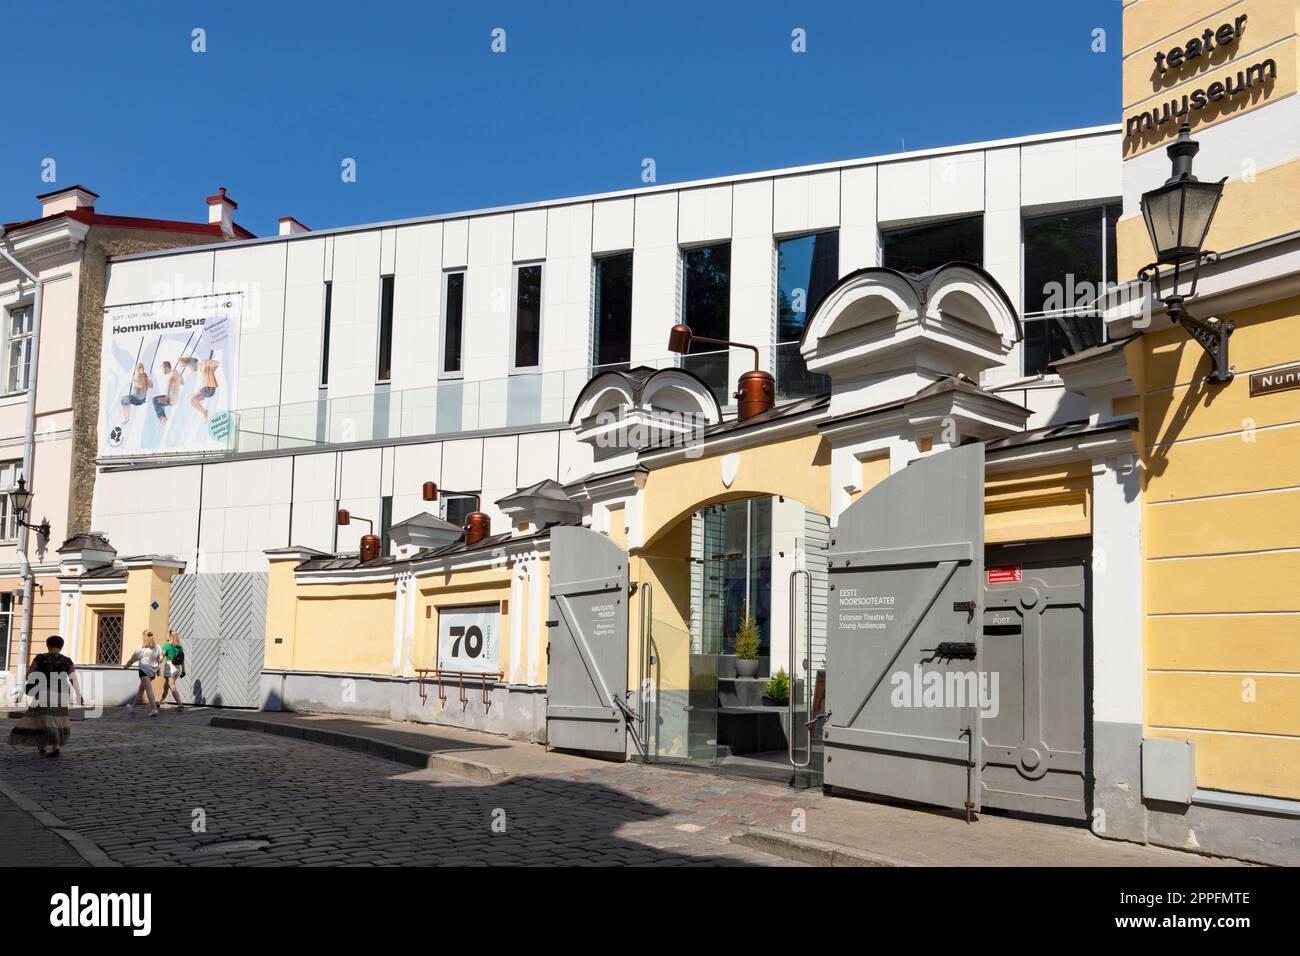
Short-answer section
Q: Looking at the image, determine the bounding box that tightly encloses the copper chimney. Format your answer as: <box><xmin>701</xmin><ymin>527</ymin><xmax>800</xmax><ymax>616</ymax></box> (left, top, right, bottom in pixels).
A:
<box><xmin>665</xmin><ymin>324</ymin><xmax>775</xmax><ymax>420</ymax></box>
<box><xmin>463</xmin><ymin>511</ymin><xmax>492</xmax><ymax>547</ymax></box>
<box><xmin>421</xmin><ymin>482</ymin><xmax>491</xmax><ymax>546</ymax></box>
<box><xmin>734</xmin><ymin>368</ymin><xmax>775</xmax><ymax>420</ymax></box>
<box><xmin>358</xmin><ymin>534</ymin><xmax>382</xmax><ymax>563</ymax></box>
<box><xmin>337</xmin><ymin>508</ymin><xmax>381</xmax><ymax>562</ymax></box>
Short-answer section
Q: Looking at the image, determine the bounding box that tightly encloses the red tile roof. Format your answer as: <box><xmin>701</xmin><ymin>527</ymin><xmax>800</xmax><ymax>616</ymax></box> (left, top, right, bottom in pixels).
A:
<box><xmin>2</xmin><ymin>206</ymin><xmax>255</xmax><ymax>240</ymax></box>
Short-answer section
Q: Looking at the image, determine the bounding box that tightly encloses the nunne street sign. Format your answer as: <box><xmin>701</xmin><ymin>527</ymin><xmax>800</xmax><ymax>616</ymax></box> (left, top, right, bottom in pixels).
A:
<box><xmin>1249</xmin><ymin>363</ymin><xmax>1300</xmax><ymax>397</ymax></box>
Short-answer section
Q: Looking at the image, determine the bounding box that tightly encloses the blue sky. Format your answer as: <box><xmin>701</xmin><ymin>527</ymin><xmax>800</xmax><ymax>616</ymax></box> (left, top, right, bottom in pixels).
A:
<box><xmin>2</xmin><ymin>1</ymin><xmax>1122</xmax><ymax>236</ymax></box>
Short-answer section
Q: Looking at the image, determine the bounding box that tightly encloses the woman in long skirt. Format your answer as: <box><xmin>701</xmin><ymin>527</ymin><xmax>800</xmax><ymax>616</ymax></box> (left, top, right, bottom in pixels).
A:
<box><xmin>8</xmin><ymin>635</ymin><xmax>83</xmax><ymax>756</ymax></box>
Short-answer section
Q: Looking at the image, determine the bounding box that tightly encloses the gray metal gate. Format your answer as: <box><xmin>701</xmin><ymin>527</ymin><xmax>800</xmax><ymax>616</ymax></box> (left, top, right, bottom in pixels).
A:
<box><xmin>168</xmin><ymin>572</ymin><xmax>268</xmax><ymax>708</ymax></box>
<box><xmin>982</xmin><ymin>540</ymin><xmax>1089</xmax><ymax>820</ymax></box>
<box><xmin>546</xmin><ymin>526</ymin><xmax>629</xmax><ymax>756</ymax></box>
<box><xmin>825</xmin><ymin>444</ymin><xmax>985</xmax><ymax>812</ymax></box>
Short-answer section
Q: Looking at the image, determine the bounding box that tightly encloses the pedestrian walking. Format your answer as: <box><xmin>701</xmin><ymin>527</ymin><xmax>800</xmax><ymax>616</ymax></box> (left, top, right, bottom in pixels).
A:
<box><xmin>159</xmin><ymin>630</ymin><xmax>187</xmax><ymax>711</ymax></box>
<box><xmin>8</xmin><ymin>635</ymin><xmax>83</xmax><ymax>756</ymax></box>
<box><xmin>123</xmin><ymin>630</ymin><xmax>164</xmax><ymax>717</ymax></box>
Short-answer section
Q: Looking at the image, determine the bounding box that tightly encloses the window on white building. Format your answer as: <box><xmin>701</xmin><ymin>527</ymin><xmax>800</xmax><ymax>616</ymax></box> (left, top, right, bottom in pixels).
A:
<box><xmin>441</xmin><ymin>272</ymin><xmax>466</xmax><ymax>378</ymax></box>
<box><xmin>0</xmin><ymin>460</ymin><xmax>20</xmax><ymax>541</ymax></box>
<box><xmin>1022</xmin><ymin>203</ymin><xmax>1120</xmax><ymax>376</ymax></box>
<box><xmin>442</xmin><ymin>494</ymin><xmax>477</xmax><ymax>529</ymax></box>
<box><xmin>512</xmin><ymin>264</ymin><xmax>543</xmax><ymax>371</ymax></box>
<box><xmin>4</xmin><ymin>305</ymin><xmax>33</xmax><ymax>395</ymax></box>
<box><xmin>881</xmin><ymin>215</ymin><xmax>984</xmax><ymax>276</ymax></box>
<box><xmin>680</xmin><ymin>242</ymin><xmax>731</xmax><ymax>400</ymax></box>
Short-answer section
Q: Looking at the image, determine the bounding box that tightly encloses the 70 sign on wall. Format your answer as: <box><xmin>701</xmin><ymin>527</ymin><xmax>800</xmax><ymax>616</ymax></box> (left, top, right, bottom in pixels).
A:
<box><xmin>437</xmin><ymin>605</ymin><xmax>501</xmax><ymax>674</ymax></box>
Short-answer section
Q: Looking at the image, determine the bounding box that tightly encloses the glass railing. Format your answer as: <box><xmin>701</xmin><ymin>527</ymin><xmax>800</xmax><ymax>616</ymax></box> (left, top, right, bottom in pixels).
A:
<box><xmin>226</xmin><ymin>341</ymin><xmax>827</xmax><ymax>455</ymax></box>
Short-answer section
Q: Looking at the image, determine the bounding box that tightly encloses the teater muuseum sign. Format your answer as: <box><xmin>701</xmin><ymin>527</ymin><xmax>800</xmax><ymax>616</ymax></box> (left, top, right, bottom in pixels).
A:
<box><xmin>1125</xmin><ymin>15</ymin><xmax>1278</xmax><ymax>140</ymax></box>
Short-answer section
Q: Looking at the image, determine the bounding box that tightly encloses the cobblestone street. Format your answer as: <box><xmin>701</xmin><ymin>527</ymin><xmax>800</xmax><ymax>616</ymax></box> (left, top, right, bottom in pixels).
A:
<box><xmin>0</xmin><ymin>710</ymin><xmax>810</xmax><ymax>867</ymax></box>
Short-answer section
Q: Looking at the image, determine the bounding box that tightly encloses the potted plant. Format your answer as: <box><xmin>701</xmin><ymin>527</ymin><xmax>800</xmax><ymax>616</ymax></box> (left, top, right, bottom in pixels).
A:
<box><xmin>764</xmin><ymin>668</ymin><xmax>790</xmax><ymax>706</ymax></box>
<box><xmin>733</xmin><ymin>612</ymin><xmax>761</xmax><ymax>677</ymax></box>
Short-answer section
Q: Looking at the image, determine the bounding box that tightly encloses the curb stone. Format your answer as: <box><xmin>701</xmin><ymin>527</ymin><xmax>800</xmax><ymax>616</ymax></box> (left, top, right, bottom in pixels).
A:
<box><xmin>209</xmin><ymin>715</ymin><xmax>510</xmax><ymax>783</ymax></box>
<box><xmin>729</xmin><ymin>827</ymin><xmax>908</xmax><ymax>867</ymax></box>
<box><xmin>0</xmin><ymin>776</ymin><xmax>119</xmax><ymax>867</ymax></box>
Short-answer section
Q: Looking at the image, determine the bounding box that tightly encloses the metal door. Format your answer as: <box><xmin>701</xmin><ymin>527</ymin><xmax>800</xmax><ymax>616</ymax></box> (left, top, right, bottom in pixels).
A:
<box><xmin>546</xmin><ymin>526</ymin><xmax>630</xmax><ymax>756</ymax></box>
<box><xmin>825</xmin><ymin>443</ymin><xmax>984</xmax><ymax>812</ymax></box>
<box><xmin>982</xmin><ymin>541</ymin><xmax>1089</xmax><ymax>820</ymax></box>
<box><xmin>168</xmin><ymin>572</ymin><xmax>268</xmax><ymax>708</ymax></box>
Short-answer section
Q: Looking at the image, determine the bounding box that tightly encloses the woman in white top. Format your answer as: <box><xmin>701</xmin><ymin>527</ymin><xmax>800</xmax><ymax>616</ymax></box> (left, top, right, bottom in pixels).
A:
<box><xmin>123</xmin><ymin>629</ymin><xmax>163</xmax><ymax>717</ymax></box>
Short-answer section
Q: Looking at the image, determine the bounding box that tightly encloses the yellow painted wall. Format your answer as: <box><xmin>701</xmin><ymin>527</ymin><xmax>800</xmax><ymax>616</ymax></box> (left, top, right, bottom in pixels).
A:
<box><xmin>293</xmin><ymin>581</ymin><xmax>395</xmax><ymax>675</ymax></box>
<box><xmin>414</xmin><ymin>564</ymin><xmax>516</xmax><ymax>676</ymax></box>
<box><xmin>263</xmin><ymin>559</ymin><xmax>301</xmax><ymax>671</ymax></box>
<box><xmin>640</xmin><ymin>431</ymin><xmax>832</xmax><ymax>548</ymax></box>
<box><xmin>1137</xmin><ymin>292</ymin><xmax>1300</xmax><ymax>799</ymax></box>
<box><xmin>984</xmin><ymin>462</ymin><xmax>1092</xmax><ymax>544</ymax></box>
<box><xmin>1119</xmin><ymin>0</ymin><xmax>1300</xmax><ymax>277</ymax></box>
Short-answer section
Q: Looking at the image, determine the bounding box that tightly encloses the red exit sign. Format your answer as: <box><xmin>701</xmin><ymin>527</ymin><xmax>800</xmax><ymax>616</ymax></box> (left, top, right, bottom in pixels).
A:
<box><xmin>988</xmin><ymin>565</ymin><xmax>1022</xmax><ymax>584</ymax></box>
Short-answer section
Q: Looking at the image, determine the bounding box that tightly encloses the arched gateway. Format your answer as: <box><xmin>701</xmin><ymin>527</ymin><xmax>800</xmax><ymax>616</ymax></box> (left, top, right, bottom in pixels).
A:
<box><xmin>545</xmin><ymin>262</ymin><xmax>1101</xmax><ymax>819</ymax></box>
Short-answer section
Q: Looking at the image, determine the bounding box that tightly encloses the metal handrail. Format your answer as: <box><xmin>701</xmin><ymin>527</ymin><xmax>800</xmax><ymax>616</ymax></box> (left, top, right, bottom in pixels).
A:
<box><xmin>637</xmin><ymin>581</ymin><xmax>654</xmax><ymax>760</ymax></box>
<box><xmin>415</xmin><ymin>667</ymin><xmax>502</xmax><ymax>705</ymax></box>
<box><xmin>788</xmin><ymin>568</ymin><xmax>812</xmax><ymax>769</ymax></box>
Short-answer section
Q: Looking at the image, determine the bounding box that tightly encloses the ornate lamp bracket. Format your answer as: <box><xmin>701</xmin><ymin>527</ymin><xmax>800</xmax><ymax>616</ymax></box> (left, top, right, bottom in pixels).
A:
<box><xmin>1138</xmin><ymin>251</ymin><xmax>1233</xmax><ymax>385</ymax></box>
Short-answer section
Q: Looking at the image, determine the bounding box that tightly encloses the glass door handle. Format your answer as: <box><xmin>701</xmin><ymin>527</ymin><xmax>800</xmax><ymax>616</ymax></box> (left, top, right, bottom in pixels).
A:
<box><xmin>789</xmin><ymin>568</ymin><xmax>813</xmax><ymax>769</ymax></box>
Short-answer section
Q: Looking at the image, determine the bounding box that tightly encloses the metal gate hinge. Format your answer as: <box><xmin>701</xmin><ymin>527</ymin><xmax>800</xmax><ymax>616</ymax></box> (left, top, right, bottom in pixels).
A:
<box><xmin>544</xmin><ymin>619</ymin><xmax>559</xmax><ymax>628</ymax></box>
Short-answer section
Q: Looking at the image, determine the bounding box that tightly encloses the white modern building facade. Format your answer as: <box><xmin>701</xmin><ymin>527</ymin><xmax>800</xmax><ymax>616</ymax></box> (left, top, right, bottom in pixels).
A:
<box><xmin>91</xmin><ymin>124</ymin><xmax>1121</xmax><ymax>571</ymax></box>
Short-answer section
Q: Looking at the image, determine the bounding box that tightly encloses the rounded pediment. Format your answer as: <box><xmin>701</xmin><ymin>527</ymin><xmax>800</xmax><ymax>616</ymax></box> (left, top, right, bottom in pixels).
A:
<box><xmin>799</xmin><ymin>262</ymin><xmax>1021</xmax><ymax>380</ymax></box>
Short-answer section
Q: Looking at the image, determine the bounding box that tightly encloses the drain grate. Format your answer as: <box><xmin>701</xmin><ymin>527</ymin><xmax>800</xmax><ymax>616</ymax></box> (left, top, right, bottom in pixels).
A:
<box><xmin>194</xmin><ymin>838</ymin><xmax>271</xmax><ymax>856</ymax></box>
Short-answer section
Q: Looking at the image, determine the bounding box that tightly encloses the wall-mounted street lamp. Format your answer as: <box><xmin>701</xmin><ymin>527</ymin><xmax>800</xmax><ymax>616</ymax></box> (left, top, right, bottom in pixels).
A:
<box><xmin>1138</xmin><ymin>118</ymin><xmax>1232</xmax><ymax>383</ymax></box>
<box><xmin>666</xmin><ymin>324</ymin><xmax>775</xmax><ymax>420</ymax></box>
<box><xmin>337</xmin><ymin>508</ymin><xmax>381</xmax><ymax>563</ymax></box>
<box><xmin>9</xmin><ymin>477</ymin><xmax>50</xmax><ymax>543</ymax></box>
<box><xmin>422</xmin><ymin>482</ymin><xmax>491</xmax><ymax>546</ymax></box>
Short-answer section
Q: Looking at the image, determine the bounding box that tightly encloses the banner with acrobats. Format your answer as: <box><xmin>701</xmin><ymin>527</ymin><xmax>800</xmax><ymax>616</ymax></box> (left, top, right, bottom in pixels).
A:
<box><xmin>99</xmin><ymin>293</ymin><xmax>242</xmax><ymax>457</ymax></box>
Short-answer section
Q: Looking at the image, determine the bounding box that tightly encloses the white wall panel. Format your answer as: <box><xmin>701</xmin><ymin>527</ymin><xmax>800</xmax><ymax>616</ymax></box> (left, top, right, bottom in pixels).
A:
<box><xmin>280</xmin><ymin>238</ymin><xmax>328</xmax><ymax>406</ymax></box>
<box><xmin>390</xmin><ymin>222</ymin><xmax>444</xmax><ymax>394</ymax></box>
<box><xmin>839</xmin><ymin>166</ymin><xmax>879</xmax><ymax>274</ymax></box>
<box><xmin>541</xmin><ymin>203</ymin><xmax>592</xmax><ymax>375</ymax></box>
<box><xmin>592</xmin><ymin>197</ymin><xmax>633</xmax><ymax>253</ymax></box>
<box><xmin>214</xmin><ymin>243</ymin><xmax>288</xmax><ymax>411</ymax></box>
<box><xmin>390</xmin><ymin>441</ymin><xmax>443</xmax><ymax>526</ymax></box>
<box><xmin>1022</xmin><ymin>136</ymin><xmax>1121</xmax><ymax>209</ymax></box>
<box><xmin>773</xmin><ymin>170</ymin><xmax>840</xmax><ymax>236</ymax></box>
<box><xmin>463</xmin><ymin>214</ymin><xmax>514</xmax><ymax>381</ymax></box>
<box><xmin>379</xmin><ymin>228</ymin><xmax>397</xmax><ymax>275</ymax></box>
<box><xmin>730</xmin><ymin>180</ymin><xmax>775</xmax><ymax>373</ymax></box>
<box><xmin>481</xmin><ymin>435</ymin><xmax>520</xmax><ymax>529</ymax></box>
<box><xmin>629</xmin><ymin>192</ymin><xmax>678</xmax><ymax>365</ymax></box>
<box><xmin>289</xmin><ymin>451</ymin><xmax>338</xmax><ymax>553</ymax></box>
<box><xmin>442</xmin><ymin>219</ymin><xmax>469</xmax><ymax>268</ymax></box>
<box><xmin>677</xmin><ymin>185</ymin><xmax>732</xmax><ymax>245</ymax></box>
<box><xmin>515</xmin><ymin>431</ymin><xmax>560</xmax><ymax>488</ymax></box>
<box><xmin>513</xmin><ymin>209</ymin><xmax>548</xmax><ymax>262</ymax></box>
<box><xmin>326</xmin><ymin>230</ymin><xmax>382</xmax><ymax>398</ymax></box>
<box><xmin>104</xmin><ymin>250</ymin><xmax>215</xmax><ymax>307</ymax></box>
<box><xmin>441</xmin><ymin>437</ymin><xmax>484</xmax><ymax>491</ymax></box>
<box><xmin>557</xmin><ymin>429</ymin><xmax>593</xmax><ymax>484</ymax></box>
<box><xmin>878</xmin><ymin>152</ymin><xmax>984</xmax><ymax>224</ymax></box>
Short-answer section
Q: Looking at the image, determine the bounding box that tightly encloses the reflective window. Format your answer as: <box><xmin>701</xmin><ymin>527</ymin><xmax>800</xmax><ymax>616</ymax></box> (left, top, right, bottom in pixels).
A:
<box><xmin>1022</xmin><ymin>203</ymin><xmax>1120</xmax><ymax>375</ymax></box>
<box><xmin>514</xmin><ymin>264</ymin><xmax>542</xmax><ymax>370</ymax></box>
<box><xmin>593</xmin><ymin>252</ymin><xmax>633</xmax><ymax>371</ymax></box>
<box><xmin>881</xmin><ymin>214</ymin><xmax>983</xmax><ymax>276</ymax></box>
<box><xmin>442</xmin><ymin>272</ymin><xmax>465</xmax><ymax>376</ymax></box>
<box><xmin>4</xmin><ymin>305</ymin><xmax>33</xmax><ymax>395</ymax></box>
<box><xmin>377</xmin><ymin>275</ymin><xmax>395</xmax><ymax>382</ymax></box>
<box><xmin>680</xmin><ymin>242</ymin><xmax>731</xmax><ymax>399</ymax></box>
<box><xmin>777</xmin><ymin>231</ymin><xmax>837</xmax><ymax>397</ymax></box>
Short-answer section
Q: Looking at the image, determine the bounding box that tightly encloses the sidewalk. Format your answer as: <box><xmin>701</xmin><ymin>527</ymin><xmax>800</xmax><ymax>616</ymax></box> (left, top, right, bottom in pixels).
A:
<box><xmin>0</xmin><ymin>782</ymin><xmax>93</xmax><ymax>868</ymax></box>
<box><xmin>213</xmin><ymin>711</ymin><xmax>1247</xmax><ymax>867</ymax></box>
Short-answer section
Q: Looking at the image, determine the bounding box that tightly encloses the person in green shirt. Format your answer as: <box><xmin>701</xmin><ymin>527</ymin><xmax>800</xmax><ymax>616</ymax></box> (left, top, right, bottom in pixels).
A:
<box><xmin>160</xmin><ymin>631</ymin><xmax>187</xmax><ymax>711</ymax></box>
